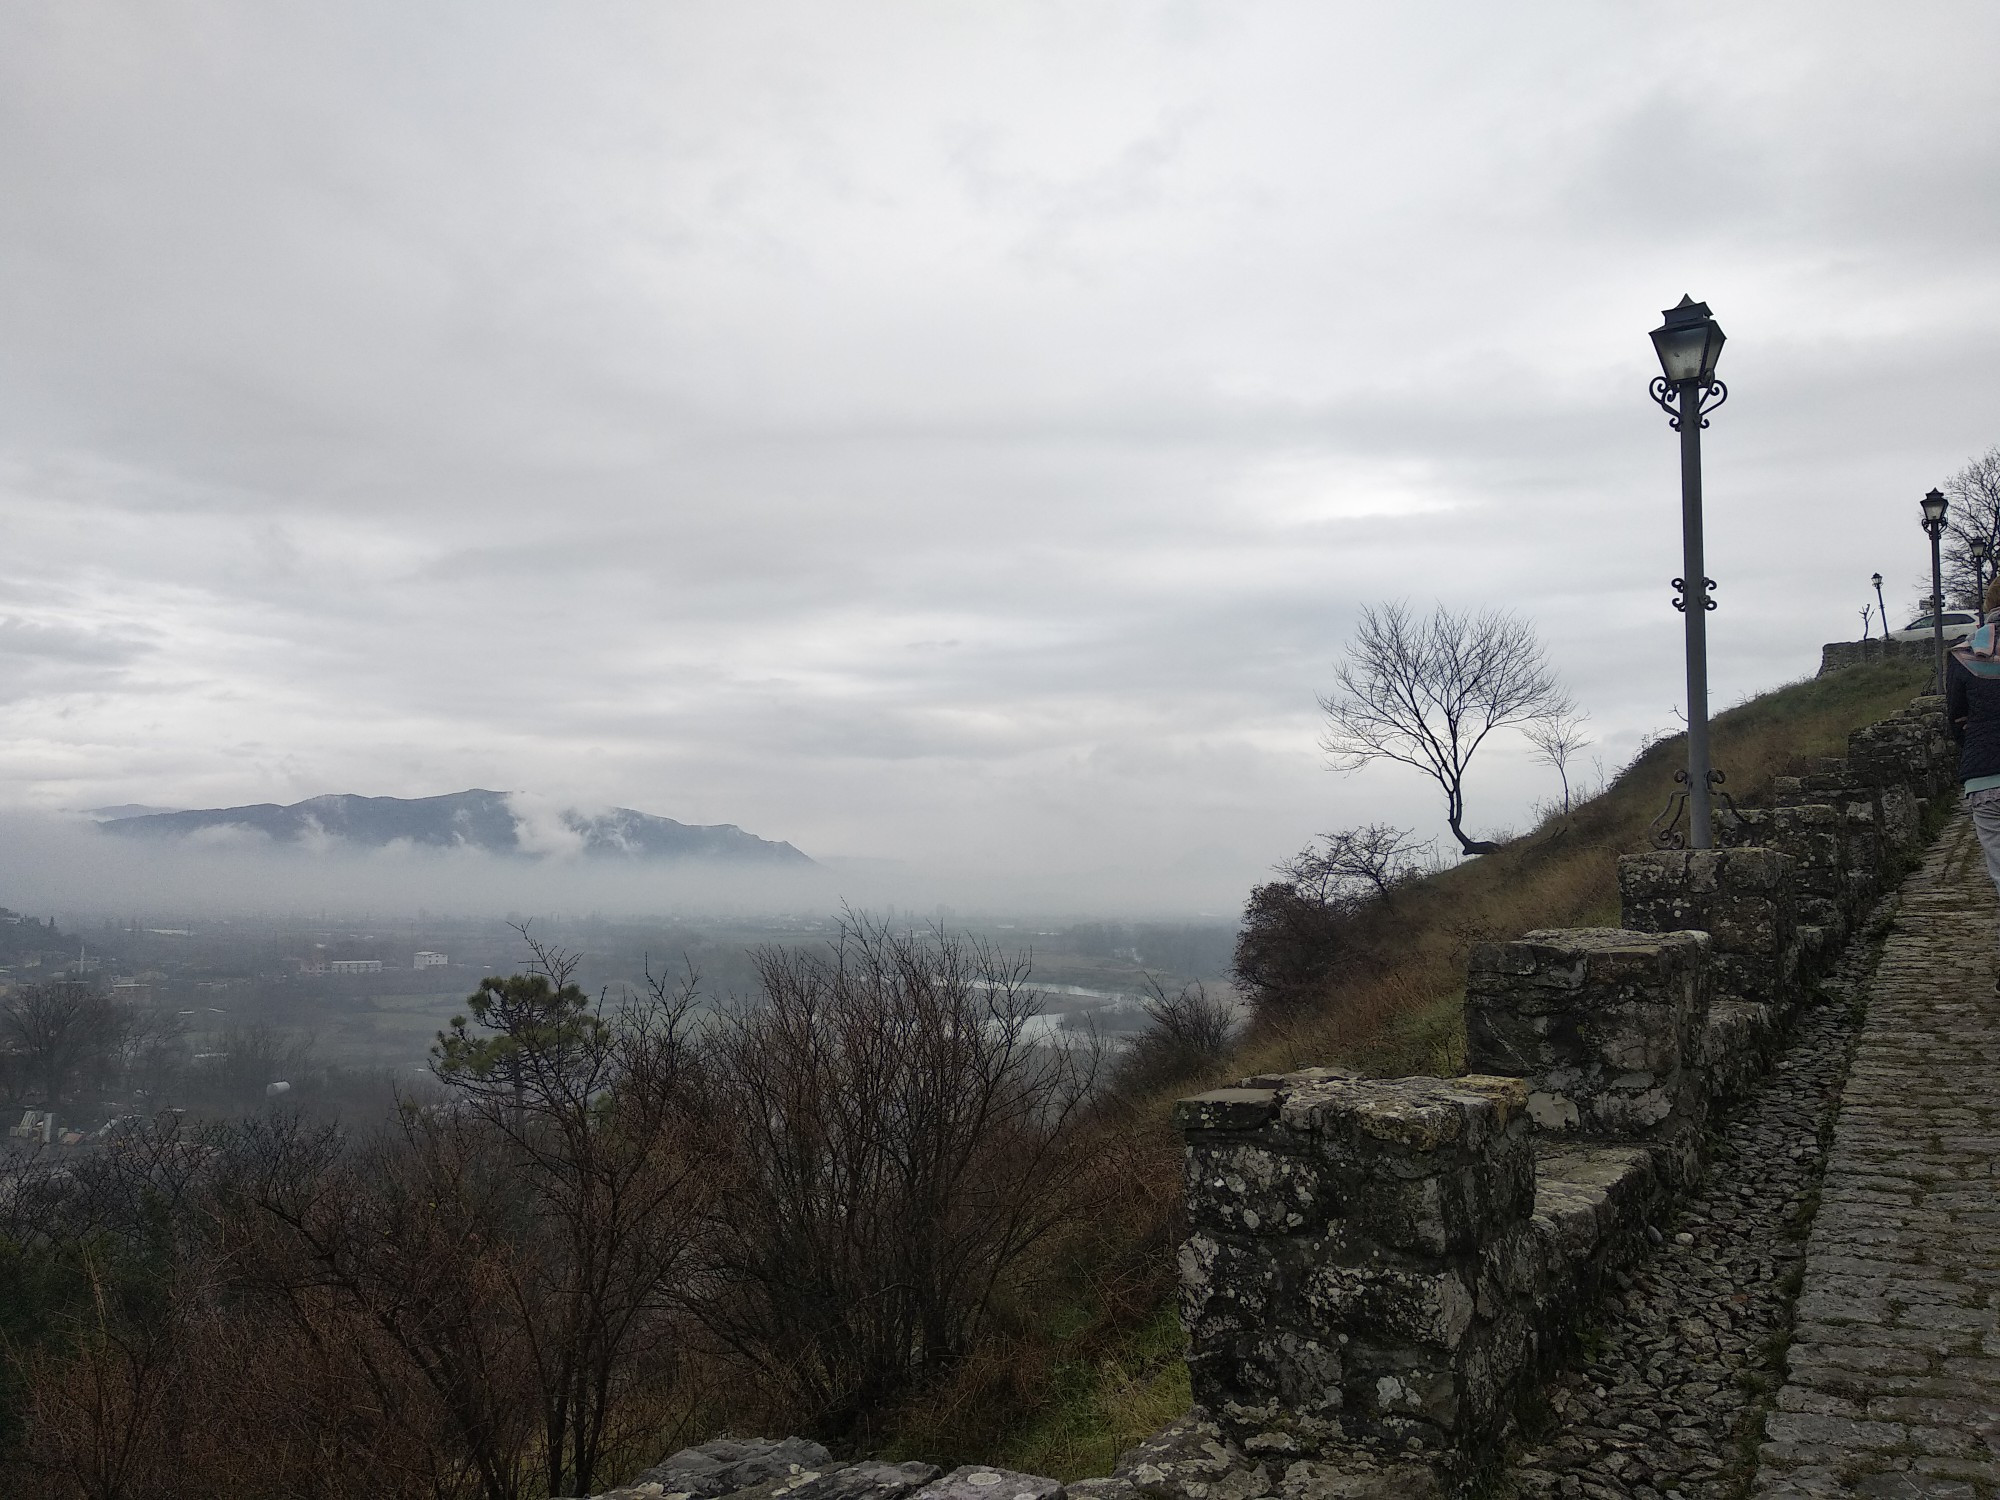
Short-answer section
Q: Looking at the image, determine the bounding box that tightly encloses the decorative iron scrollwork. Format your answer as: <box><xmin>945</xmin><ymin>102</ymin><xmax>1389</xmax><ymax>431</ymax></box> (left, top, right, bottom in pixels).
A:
<box><xmin>1647</xmin><ymin>377</ymin><xmax>1728</xmax><ymax>431</ymax></box>
<box><xmin>1648</xmin><ymin>766</ymin><xmax>1747</xmax><ymax>849</ymax></box>
<box><xmin>1648</xmin><ymin>768</ymin><xmax>1692</xmax><ymax>849</ymax></box>
<box><xmin>1671</xmin><ymin>576</ymin><xmax>1719</xmax><ymax>613</ymax></box>
<box><xmin>1649</xmin><ymin>376</ymin><xmax>1678</xmax><ymax>427</ymax></box>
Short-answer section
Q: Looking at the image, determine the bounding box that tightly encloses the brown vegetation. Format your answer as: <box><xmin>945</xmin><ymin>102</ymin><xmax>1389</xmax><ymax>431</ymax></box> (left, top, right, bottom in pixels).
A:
<box><xmin>0</xmin><ymin>918</ymin><xmax>1116</xmax><ymax>1500</ymax></box>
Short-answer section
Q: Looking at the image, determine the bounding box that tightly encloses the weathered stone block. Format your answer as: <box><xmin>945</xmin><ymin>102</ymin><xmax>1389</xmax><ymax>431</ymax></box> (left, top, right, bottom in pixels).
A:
<box><xmin>1718</xmin><ymin>803</ymin><xmax>1846</xmax><ymax>904</ymax></box>
<box><xmin>1174</xmin><ymin>1072</ymin><xmax>1534</xmax><ymax>1457</ymax></box>
<box><xmin>632</xmin><ymin>1439</ymin><xmax>839</xmax><ymax>1500</ymax></box>
<box><xmin>1618</xmin><ymin>849</ymin><xmax>1798</xmax><ymax>1015</ymax></box>
<box><xmin>1279</xmin><ymin>1074</ymin><xmax>1534</xmax><ymax>1255</ymax></box>
<box><xmin>1817</xmin><ymin>637</ymin><xmax>1928</xmax><ymax>676</ymax></box>
<box><xmin>779</xmin><ymin>1465</ymin><xmax>943</xmax><ymax>1500</ymax></box>
<box><xmin>1304</xmin><ymin>1260</ymin><xmax>1475</xmax><ymax>1349</ymax></box>
<box><xmin>1465</xmin><ymin>927</ymin><xmax>1710</xmax><ymax>1148</ymax></box>
<box><xmin>1174</xmin><ymin>1088</ymin><xmax>1280</xmax><ymax>1133</ymax></box>
<box><xmin>1879</xmin><ymin>782</ymin><xmax>1921</xmax><ymax>864</ymax></box>
<box><xmin>912</xmin><ymin>1468</ymin><xmax>1061</xmax><ymax>1500</ymax></box>
<box><xmin>1185</xmin><ymin>1141</ymin><xmax>1324</xmax><ymax>1237</ymax></box>
<box><xmin>1781</xmin><ymin>760</ymin><xmax>1888</xmax><ymax>913</ymax></box>
<box><xmin>1704</xmin><ymin>998</ymin><xmax>1779</xmax><ymax>1104</ymax></box>
<box><xmin>1178</xmin><ymin>1230</ymin><xmax>1289</xmax><ymax>1339</ymax></box>
<box><xmin>1526</xmin><ymin>1143</ymin><xmax>1666</xmax><ymax>1320</ymax></box>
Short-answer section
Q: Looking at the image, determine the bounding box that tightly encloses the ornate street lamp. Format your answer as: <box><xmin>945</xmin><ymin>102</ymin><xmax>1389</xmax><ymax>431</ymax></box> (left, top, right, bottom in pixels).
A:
<box><xmin>1872</xmin><ymin>572</ymin><xmax>1887</xmax><ymax>639</ymax></box>
<box><xmin>1971</xmin><ymin>534</ymin><xmax>1991</xmax><ymax>625</ymax></box>
<box><xmin>1648</xmin><ymin>295</ymin><xmax>1728</xmax><ymax>849</ymax></box>
<box><xmin>1920</xmin><ymin>488</ymin><xmax>1949</xmax><ymax>687</ymax></box>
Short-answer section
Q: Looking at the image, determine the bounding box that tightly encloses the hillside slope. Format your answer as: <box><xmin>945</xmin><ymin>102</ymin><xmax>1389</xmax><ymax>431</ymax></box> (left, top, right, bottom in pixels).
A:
<box><xmin>893</xmin><ymin>658</ymin><xmax>1933</xmax><ymax>1481</ymax></box>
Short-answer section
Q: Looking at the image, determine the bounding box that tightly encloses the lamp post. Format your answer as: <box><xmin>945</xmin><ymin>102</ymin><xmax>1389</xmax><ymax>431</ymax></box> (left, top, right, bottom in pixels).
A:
<box><xmin>1920</xmin><ymin>488</ymin><xmax>1950</xmax><ymax>688</ymax></box>
<box><xmin>1872</xmin><ymin>572</ymin><xmax>1887</xmax><ymax>639</ymax></box>
<box><xmin>1648</xmin><ymin>294</ymin><xmax>1728</xmax><ymax>849</ymax></box>
<box><xmin>1972</xmin><ymin>534</ymin><xmax>1991</xmax><ymax>625</ymax></box>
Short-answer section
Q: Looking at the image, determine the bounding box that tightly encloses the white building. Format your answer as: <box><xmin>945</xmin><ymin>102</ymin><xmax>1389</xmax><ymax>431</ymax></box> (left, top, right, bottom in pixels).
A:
<box><xmin>414</xmin><ymin>951</ymin><xmax>449</xmax><ymax>970</ymax></box>
<box><xmin>327</xmin><ymin>959</ymin><xmax>383</xmax><ymax>975</ymax></box>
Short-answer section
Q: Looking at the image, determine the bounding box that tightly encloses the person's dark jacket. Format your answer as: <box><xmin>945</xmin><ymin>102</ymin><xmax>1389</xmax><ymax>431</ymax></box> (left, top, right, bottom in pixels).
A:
<box><xmin>1946</xmin><ymin>649</ymin><xmax>2000</xmax><ymax>782</ymax></box>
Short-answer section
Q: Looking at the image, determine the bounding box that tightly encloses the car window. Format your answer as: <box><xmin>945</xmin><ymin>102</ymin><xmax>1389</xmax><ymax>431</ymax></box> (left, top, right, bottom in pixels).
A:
<box><xmin>1907</xmin><ymin>617</ymin><xmax>1934</xmax><ymax>630</ymax></box>
<box><xmin>1946</xmin><ymin>613</ymin><xmax>1978</xmax><ymax>624</ymax></box>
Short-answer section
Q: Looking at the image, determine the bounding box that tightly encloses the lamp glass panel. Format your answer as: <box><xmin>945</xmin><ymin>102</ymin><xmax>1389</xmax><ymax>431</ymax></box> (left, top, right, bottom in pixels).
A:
<box><xmin>1698</xmin><ymin>324</ymin><xmax>1727</xmax><ymax>381</ymax></box>
<box><xmin>1651</xmin><ymin>324</ymin><xmax>1710</xmax><ymax>383</ymax></box>
<box><xmin>1922</xmin><ymin>492</ymin><xmax>1949</xmax><ymax>524</ymax></box>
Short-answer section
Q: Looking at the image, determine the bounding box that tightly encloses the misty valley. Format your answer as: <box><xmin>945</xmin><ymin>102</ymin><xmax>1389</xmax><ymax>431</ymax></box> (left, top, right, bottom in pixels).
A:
<box><xmin>0</xmin><ymin>901</ymin><xmax>1240</xmax><ymax>1134</ymax></box>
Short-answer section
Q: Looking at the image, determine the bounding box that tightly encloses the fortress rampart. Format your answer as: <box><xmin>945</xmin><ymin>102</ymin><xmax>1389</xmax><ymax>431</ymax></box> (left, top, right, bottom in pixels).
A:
<box><xmin>1172</xmin><ymin>692</ymin><xmax>1953</xmax><ymax>1494</ymax></box>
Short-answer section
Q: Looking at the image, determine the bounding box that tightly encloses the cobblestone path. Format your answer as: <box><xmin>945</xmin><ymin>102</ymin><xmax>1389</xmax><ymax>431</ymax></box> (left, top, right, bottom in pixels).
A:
<box><xmin>1498</xmin><ymin>912</ymin><xmax>1867</xmax><ymax>1500</ymax></box>
<box><xmin>1757</xmin><ymin>810</ymin><xmax>2000</xmax><ymax>1497</ymax></box>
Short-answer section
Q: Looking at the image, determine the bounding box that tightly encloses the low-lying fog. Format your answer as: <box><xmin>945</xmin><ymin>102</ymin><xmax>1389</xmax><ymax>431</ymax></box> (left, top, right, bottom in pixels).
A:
<box><xmin>0</xmin><ymin>809</ymin><xmax>1244</xmax><ymax>923</ymax></box>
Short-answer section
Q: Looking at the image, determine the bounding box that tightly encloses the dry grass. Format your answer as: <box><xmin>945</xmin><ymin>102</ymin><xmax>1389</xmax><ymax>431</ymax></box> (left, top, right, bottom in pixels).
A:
<box><xmin>1236</xmin><ymin>658</ymin><xmax>1930</xmax><ymax>1079</ymax></box>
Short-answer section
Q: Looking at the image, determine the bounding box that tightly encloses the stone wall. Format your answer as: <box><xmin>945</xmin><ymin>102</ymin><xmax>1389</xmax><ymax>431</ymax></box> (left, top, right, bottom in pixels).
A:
<box><xmin>1171</xmin><ymin>693</ymin><xmax>1957</xmax><ymax>1495</ymax></box>
<box><xmin>1176</xmin><ymin>1072</ymin><xmax>1535</xmax><ymax>1458</ymax></box>
<box><xmin>1816</xmin><ymin>636</ymin><xmax>1930</xmax><ymax>676</ymax></box>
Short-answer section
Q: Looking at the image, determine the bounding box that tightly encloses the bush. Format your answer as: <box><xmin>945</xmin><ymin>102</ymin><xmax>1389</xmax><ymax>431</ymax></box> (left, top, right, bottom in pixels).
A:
<box><xmin>1111</xmin><ymin>979</ymin><xmax>1236</xmax><ymax>1098</ymax></box>
<box><xmin>693</xmin><ymin>915</ymin><xmax>1098</xmax><ymax>1438</ymax></box>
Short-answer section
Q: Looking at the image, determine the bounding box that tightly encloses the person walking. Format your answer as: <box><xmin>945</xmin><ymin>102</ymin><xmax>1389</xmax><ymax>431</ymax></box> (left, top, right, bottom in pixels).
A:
<box><xmin>1947</xmin><ymin>576</ymin><xmax>2000</xmax><ymax>989</ymax></box>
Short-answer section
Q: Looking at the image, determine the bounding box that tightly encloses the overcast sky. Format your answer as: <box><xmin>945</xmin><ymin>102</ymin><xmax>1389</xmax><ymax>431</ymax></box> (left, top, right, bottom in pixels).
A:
<box><xmin>2</xmin><ymin>1</ymin><xmax>1998</xmax><ymax>914</ymax></box>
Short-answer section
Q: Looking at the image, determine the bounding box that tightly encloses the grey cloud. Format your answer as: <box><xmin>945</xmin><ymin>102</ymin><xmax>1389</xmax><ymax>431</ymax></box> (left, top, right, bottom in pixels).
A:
<box><xmin>0</xmin><ymin>617</ymin><xmax>154</xmax><ymax>666</ymax></box>
<box><xmin>0</xmin><ymin>2</ymin><xmax>1994</xmax><ymax>913</ymax></box>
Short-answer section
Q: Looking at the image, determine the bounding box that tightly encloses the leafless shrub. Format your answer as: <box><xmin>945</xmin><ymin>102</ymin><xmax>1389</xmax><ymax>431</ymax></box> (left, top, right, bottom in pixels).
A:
<box><xmin>1111</xmin><ymin>977</ymin><xmax>1237</xmax><ymax>1097</ymax></box>
<box><xmin>691</xmin><ymin>914</ymin><xmax>1098</xmax><ymax>1437</ymax></box>
<box><xmin>1231</xmin><ymin>825</ymin><xmax>1434</xmax><ymax>1023</ymax></box>
<box><xmin>226</xmin><ymin>1108</ymin><xmax>550</xmax><ymax>1500</ymax></box>
<box><xmin>215</xmin><ymin>929</ymin><xmax>709</xmax><ymax>1500</ymax></box>
<box><xmin>1285</xmin><ymin>824</ymin><xmax>1433</xmax><ymax>909</ymax></box>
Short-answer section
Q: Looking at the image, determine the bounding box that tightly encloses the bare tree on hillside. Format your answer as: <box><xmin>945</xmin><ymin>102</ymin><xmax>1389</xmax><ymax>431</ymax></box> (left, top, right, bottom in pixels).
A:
<box><xmin>1525</xmin><ymin>708</ymin><xmax>1593</xmax><ymax>816</ymax></box>
<box><xmin>1319</xmin><ymin>602</ymin><xmax>1571</xmax><ymax>855</ymax></box>
<box><xmin>1944</xmin><ymin>445</ymin><xmax>2000</xmax><ymax>608</ymax></box>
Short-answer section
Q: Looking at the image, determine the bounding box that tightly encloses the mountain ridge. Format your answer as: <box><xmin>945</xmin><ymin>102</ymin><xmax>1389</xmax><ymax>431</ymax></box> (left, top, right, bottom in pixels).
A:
<box><xmin>95</xmin><ymin>789</ymin><xmax>814</xmax><ymax>865</ymax></box>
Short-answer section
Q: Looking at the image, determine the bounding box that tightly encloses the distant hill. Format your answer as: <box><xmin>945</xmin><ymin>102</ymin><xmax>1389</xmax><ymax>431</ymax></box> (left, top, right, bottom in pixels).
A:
<box><xmin>95</xmin><ymin>790</ymin><xmax>814</xmax><ymax>865</ymax></box>
<box><xmin>85</xmin><ymin>803</ymin><xmax>181</xmax><ymax>820</ymax></box>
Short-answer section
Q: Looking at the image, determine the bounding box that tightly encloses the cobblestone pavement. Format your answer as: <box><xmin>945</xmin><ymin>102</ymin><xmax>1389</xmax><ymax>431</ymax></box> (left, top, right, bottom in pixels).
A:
<box><xmin>1495</xmin><ymin>900</ymin><xmax>1872</xmax><ymax>1500</ymax></box>
<box><xmin>1756</xmin><ymin>811</ymin><xmax>2000</xmax><ymax>1498</ymax></box>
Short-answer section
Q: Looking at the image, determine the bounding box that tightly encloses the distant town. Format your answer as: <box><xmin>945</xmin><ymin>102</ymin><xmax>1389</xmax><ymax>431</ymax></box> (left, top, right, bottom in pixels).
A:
<box><xmin>0</xmin><ymin>901</ymin><xmax>1235</xmax><ymax>1148</ymax></box>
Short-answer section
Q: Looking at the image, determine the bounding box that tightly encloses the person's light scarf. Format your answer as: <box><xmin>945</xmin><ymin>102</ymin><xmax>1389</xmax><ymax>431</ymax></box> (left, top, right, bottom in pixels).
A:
<box><xmin>1951</xmin><ymin>623</ymin><xmax>2000</xmax><ymax>678</ymax></box>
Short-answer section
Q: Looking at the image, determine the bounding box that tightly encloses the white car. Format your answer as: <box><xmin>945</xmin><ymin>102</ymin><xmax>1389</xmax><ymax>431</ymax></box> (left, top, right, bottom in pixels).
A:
<box><xmin>1889</xmin><ymin>610</ymin><xmax>1979</xmax><ymax>645</ymax></box>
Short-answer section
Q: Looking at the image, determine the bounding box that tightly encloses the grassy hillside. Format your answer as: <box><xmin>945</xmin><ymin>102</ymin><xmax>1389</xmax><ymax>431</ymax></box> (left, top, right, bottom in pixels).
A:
<box><xmin>1241</xmin><ymin>656</ymin><xmax>1933</xmax><ymax>1084</ymax></box>
<box><xmin>881</xmin><ymin>657</ymin><xmax>1932</xmax><ymax>1480</ymax></box>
